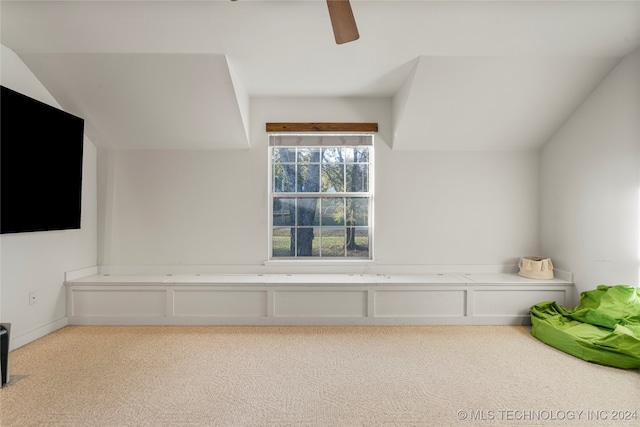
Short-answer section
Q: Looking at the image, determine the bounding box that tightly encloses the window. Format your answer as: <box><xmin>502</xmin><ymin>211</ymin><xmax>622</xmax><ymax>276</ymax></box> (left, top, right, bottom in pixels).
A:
<box><xmin>269</xmin><ymin>134</ymin><xmax>373</xmax><ymax>259</ymax></box>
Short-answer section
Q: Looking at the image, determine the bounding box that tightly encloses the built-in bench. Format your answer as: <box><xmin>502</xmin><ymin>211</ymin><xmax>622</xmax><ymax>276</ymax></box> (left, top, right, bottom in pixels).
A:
<box><xmin>64</xmin><ymin>267</ymin><xmax>574</xmax><ymax>326</ymax></box>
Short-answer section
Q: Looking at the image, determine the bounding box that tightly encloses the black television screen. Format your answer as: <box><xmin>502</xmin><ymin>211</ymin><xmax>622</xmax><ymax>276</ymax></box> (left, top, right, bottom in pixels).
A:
<box><xmin>1</xmin><ymin>85</ymin><xmax>84</xmax><ymax>234</ymax></box>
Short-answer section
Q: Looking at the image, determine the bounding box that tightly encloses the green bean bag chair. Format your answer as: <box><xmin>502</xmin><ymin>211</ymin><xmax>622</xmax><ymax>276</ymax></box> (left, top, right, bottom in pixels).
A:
<box><xmin>530</xmin><ymin>285</ymin><xmax>640</xmax><ymax>369</ymax></box>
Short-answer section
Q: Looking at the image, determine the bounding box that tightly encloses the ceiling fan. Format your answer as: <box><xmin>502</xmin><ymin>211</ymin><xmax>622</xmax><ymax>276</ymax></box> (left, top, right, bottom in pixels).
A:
<box><xmin>325</xmin><ymin>0</ymin><xmax>360</xmax><ymax>44</ymax></box>
<box><xmin>231</xmin><ymin>0</ymin><xmax>359</xmax><ymax>45</ymax></box>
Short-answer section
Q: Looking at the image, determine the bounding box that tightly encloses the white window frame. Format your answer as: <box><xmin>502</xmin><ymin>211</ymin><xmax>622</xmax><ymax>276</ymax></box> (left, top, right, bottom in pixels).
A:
<box><xmin>268</xmin><ymin>133</ymin><xmax>374</xmax><ymax>261</ymax></box>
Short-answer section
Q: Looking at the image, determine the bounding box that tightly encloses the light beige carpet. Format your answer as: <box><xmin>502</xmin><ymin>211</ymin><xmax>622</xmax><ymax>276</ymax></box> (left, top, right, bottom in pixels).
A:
<box><xmin>1</xmin><ymin>325</ymin><xmax>638</xmax><ymax>426</ymax></box>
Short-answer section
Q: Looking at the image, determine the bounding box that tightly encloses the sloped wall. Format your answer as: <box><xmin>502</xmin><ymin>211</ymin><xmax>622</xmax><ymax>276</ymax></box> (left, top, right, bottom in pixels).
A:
<box><xmin>540</xmin><ymin>49</ymin><xmax>640</xmax><ymax>295</ymax></box>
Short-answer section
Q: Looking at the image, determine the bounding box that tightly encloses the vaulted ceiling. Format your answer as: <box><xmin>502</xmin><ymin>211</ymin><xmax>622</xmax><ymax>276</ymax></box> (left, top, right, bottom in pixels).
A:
<box><xmin>1</xmin><ymin>1</ymin><xmax>639</xmax><ymax>151</ymax></box>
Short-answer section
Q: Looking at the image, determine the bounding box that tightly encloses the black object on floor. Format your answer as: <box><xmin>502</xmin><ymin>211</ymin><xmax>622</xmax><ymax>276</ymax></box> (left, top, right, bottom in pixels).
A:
<box><xmin>0</xmin><ymin>323</ymin><xmax>10</xmax><ymax>386</ymax></box>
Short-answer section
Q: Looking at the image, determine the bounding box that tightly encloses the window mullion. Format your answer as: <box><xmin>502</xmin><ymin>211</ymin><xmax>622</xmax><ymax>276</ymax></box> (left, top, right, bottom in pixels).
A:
<box><xmin>343</xmin><ymin>196</ymin><xmax>348</xmax><ymax>258</ymax></box>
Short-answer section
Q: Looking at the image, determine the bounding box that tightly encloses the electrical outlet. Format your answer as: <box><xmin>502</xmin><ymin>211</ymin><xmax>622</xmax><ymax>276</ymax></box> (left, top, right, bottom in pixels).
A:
<box><xmin>29</xmin><ymin>290</ymin><xmax>37</xmax><ymax>305</ymax></box>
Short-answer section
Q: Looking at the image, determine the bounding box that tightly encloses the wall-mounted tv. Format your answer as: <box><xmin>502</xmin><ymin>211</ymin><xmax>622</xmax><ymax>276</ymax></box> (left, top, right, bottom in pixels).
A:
<box><xmin>1</xmin><ymin>85</ymin><xmax>84</xmax><ymax>234</ymax></box>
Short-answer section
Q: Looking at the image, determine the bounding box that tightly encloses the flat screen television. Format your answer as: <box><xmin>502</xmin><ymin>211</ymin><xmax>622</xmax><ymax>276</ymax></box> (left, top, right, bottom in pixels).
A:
<box><xmin>1</xmin><ymin>85</ymin><xmax>84</xmax><ymax>234</ymax></box>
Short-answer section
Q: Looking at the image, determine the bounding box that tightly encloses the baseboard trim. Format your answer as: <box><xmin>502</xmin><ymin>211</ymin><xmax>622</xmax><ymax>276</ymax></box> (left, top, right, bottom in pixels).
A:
<box><xmin>9</xmin><ymin>317</ymin><xmax>68</xmax><ymax>351</ymax></box>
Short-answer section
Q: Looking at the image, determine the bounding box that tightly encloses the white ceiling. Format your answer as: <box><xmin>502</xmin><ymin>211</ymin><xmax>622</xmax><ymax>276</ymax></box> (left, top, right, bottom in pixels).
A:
<box><xmin>1</xmin><ymin>1</ymin><xmax>639</xmax><ymax>151</ymax></box>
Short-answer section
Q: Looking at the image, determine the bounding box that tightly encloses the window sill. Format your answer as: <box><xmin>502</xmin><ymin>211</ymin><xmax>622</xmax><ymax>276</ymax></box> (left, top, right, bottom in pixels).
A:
<box><xmin>263</xmin><ymin>259</ymin><xmax>375</xmax><ymax>267</ymax></box>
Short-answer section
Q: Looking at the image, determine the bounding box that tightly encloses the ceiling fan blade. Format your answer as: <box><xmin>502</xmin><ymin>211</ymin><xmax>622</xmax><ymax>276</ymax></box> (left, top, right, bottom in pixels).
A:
<box><xmin>326</xmin><ymin>0</ymin><xmax>359</xmax><ymax>44</ymax></box>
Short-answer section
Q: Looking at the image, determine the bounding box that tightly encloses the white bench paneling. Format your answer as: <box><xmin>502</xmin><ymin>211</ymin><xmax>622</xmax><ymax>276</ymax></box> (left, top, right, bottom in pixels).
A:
<box><xmin>65</xmin><ymin>271</ymin><xmax>575</xmax><ymax>326</ymax></box>
<box><xmin>174</xmin><ymin>289</ymin><xmax>268</xmax><ymax>317</ymax></box>
<box><xmin>374</xmin><ymin>290</ymin><xmax>465</xmax><ymax>317</ymax></box>
<box><xmin>70</xmin><ymin>288</ymin><xmax>167</xmax><ymax>317</ymax></box>
<box><xmin>275</xmin><ymin>290</ymin><xmax>367</xmax><ymax>318</ymax></box>
<box><xmin>473</xmin><ymin>289</ymin><xmax>569</xmax><ymax>317</ymax></box>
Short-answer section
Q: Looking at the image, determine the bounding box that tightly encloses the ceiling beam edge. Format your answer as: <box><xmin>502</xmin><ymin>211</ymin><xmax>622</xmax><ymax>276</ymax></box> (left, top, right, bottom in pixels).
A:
<box><xmin>225</xmin><ymin>55</ymin><xmax>251</xmax><ymax>147</ymax></box>
<box><xmin>266</xmin><ymin>123</ymin><xmax>378</xmax><ymax>133</ymax></box>
<box><xmin>391</xmin><ymin>57</ymin><xmax>421</xmax><ymax>150</ymax></box>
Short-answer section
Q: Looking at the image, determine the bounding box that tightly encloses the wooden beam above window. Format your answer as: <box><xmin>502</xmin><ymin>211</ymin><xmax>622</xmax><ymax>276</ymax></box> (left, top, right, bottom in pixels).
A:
<box><xmin>266</xmin><ymin>123</ymin><xmax>378</xmax><ymax>133</ymax></box>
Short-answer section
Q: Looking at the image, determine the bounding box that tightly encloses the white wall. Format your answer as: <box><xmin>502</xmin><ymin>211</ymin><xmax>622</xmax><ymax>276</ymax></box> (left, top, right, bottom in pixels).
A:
<box><xmin>0</xmin><ymin>45</ymin><xmax>98</xmax><ymax>349</ymax></box>
<box><xmin>540</xmin><ymin>49</ymin><xmax>640</xmax><ymax>295</ymax></box>
<box><xmin>99</xmin><ymin>97</ymin><xmax>540</xmax><ymax>269</ymax></box>
<box><xmin>375</xmin><ymin>148</ymin><xmax>539</xmax><ymax>265</ymax></box>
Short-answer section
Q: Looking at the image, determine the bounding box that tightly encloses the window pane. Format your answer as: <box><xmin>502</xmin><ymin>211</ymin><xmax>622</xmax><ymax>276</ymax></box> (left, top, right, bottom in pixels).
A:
<box><xmin>346</xmin><ymin>164</ymin><xmax>368</xmax><ymax>192</ymax></box>
<box><xmin>297</xmin><ymin>227</ymin><xmax>319</xmax><ymax>256</ymax></box>
<box><xmin>273</xmin><ymin>147</ymin><xmax>296</xmax><ymax>163</ymax></box>
<box><xmin>272</xmin><ymin>227</ymin><xmax>294</xmax><ymax>257</ymax></box>
<box><xmin>274</xmin><ymin>164</ymin><xmax>296</xmax><ymax>193</ymax></box>
<box><xmin>322</xmin><ymin>147</ymin><xmax>344</xmax><ymax>163</ymax></box>
<box><xmin>347</xmin><ymin>228</ymin><xmax>369</xmax><ymax>258</ymax></box>
<box><xmin>297</xmin><ymin>148</ymin><xmax>320</xmax><ymax>163</ymax></box>
<box><xmin>312</xmin><ymin>228</ymin><xmax>321</xmax><ymax>256</ymax></box>
<box><xmin>322</xmin><ymin>164</ymin><xmax>344</xmax><ymax>192</ymax></box>
<box><xmin>273</xmin><ymin>198</ymin><xmax>295</xmax><ymax>226</ymax></box>
<box><xmin>297</xmin><ymin>198</ymin><xmax>320</xmax><ymax>226</ymax></box>
<box><xmin>347</xmin><ymin>198</ymin><xmax>368</xmax><ymax>226</ymax></box>
<box><xmin>321</xmin><ymin>227</ymin><xmax>345</xmax><ymax>257</ymax></box>
<box><xmin>273</xmin><ymin>164</ymin><xmax>283</xmax><ymax>192</ymax></box>
<box><xmin>297</xmin><ymin>164</ymin><xmax>320</xmax><ymax>192</ymax></box>
<box><xmin>321</xmin><ymin>198</ymin><xmax>344</xmax><ymax>226</ymax></box>
<box><xmin>345</xmin><ymin>147</ymin><xmax>369</xmax><ymax>163</ymax></box>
